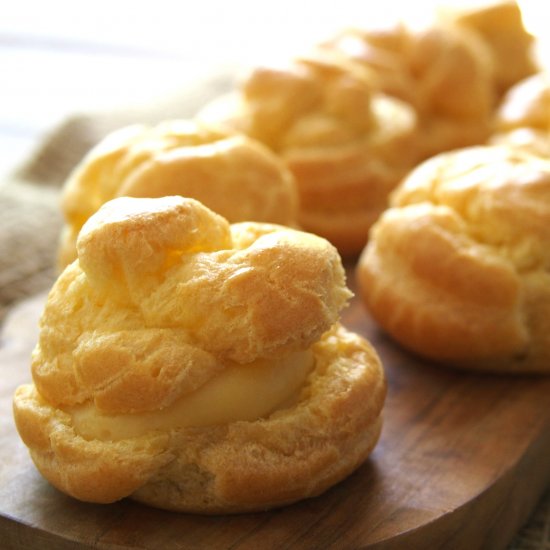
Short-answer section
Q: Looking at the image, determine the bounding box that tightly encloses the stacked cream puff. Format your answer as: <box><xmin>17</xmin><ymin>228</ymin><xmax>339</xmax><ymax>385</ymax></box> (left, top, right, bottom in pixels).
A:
<box><xmin>13</xmin><ymin>196</ymin><xmax>386</xmax><ymax>512</ymax></box>
<box><xmin>350</xmin><ymin>6</ymin><xmax>548</xmax><ymax>374</ymax></box>
<box><xmin>437</xmin><ymin>0</ymin><xmax>537</xmax><ymax>96</ymax></box>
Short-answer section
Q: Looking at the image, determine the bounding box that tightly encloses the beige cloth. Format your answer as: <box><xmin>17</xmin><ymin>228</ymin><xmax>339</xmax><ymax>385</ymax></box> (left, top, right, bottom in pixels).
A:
<box><xmin>0</xmin><ymin>71</ymin><xmax>548</xmax><ymax>549</ymax></box>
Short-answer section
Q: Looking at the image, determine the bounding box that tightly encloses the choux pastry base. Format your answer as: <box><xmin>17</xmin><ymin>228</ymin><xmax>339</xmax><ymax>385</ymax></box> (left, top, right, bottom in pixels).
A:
<box><xmin>14</xmin><ymin>196</ymin><xmax>386</xmax><ymax>512</ymax></box>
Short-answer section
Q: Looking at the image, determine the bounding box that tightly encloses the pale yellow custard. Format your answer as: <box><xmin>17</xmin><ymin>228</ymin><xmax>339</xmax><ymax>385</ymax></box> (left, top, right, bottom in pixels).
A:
<box><xmin>71</xmin><ymin>349</ymin><xmax>315</xmax><ymax>440</ymax></box>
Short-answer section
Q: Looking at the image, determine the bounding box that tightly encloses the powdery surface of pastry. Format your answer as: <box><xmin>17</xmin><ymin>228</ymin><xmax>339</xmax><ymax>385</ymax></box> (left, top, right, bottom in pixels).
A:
<box><xmin>13</xmin><ymin>195</ymin><xmax>386</xmax><ymax>512</ymax></box>
<box><xmin>58</xmin><ymin>119</ymin><xmax>298</xmax><ymax>268</ymax></box>
<box><xmin>357</xmin><ymin>145</ymin><xmax>550</xmax><ymax>373</ymax></box>
<box><xmin>198</xmin><ymin>49</ymin><xmax>417</xmax><ymax>256</ymax></box>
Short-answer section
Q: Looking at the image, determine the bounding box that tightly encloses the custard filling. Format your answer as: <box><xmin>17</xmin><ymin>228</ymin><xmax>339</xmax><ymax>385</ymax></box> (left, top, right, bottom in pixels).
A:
<box><xmin>71</xmin><ymin>349</ymin><xmax>314</xmax><ymax>440</ymax></box>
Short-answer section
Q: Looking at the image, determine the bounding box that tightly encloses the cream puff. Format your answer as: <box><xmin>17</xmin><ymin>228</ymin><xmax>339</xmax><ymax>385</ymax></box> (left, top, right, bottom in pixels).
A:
<box><xmin>14</xmin><ymin>195</ymin><xmax>386</xmax><ymax>513</ymax></box>
<box><xmin>198</xmin><ymin>49</ymin><xmax>417</xmax><ymax>256</ymax></box>
<box><xmin>322</xmin><ymin>19</ymin><xmax>496</xmax><ymax>160</ymax></box>
<box><xmin>58</xmin><ymin>119</ymin><xmax>298</xmax><ymax>268</ymax></box>
<box><xmin>357</xmin><ymin>145</ymin><xmax>550</xmax><ymax>373</ymax></box>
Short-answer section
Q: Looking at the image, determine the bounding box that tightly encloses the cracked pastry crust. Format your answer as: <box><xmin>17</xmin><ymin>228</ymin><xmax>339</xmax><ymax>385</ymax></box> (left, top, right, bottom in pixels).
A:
<box><xmin>58</xmin><ymin>119</ymin><xmax>298</xmax><ymax>269</ymax></box>
<box><xmin>356</xmin><ymin>145</ymin><xmax>550</xmax><ymax>373</ymax></box>
<box><xmin>198</xmin><ymin>49</ymin><xmax>417</xmax><ymax>256</ymax></box>
<box><xmin>13</xmin><ymin>196</ymin><xmax>386</xmax><ymax>512</ymax></box>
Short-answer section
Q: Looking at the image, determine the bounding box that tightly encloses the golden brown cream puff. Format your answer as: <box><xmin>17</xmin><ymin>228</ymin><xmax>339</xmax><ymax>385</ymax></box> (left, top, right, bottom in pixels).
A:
<box><xmin>322</xmin><ymin>19</ymin><xmax>496</xmax><ymax>160</ymax></box>
<box><xmin>357</xmin><ymin>145</ymin><xmax>550</xmax><ymax>373</ymax></box>
<box><xmin>198</xmin><ymin>49</ymin><xmax>417</xmax><ymax>256</ymax></box>
<box><xmin>14</xmin><ymin>196</ymin><xmax>386</xmax><ymax>513</ymax></box>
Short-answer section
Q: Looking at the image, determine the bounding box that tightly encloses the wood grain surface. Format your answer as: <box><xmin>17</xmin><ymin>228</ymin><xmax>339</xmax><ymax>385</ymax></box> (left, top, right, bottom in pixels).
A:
<box><xmin>0</xmin><ymin>267</ymin><xmax>549</xmax><ymax>550</ymax></box>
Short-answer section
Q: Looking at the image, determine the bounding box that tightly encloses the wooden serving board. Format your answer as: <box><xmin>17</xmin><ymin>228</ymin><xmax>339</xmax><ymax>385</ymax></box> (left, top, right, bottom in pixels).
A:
<box><xmin>0</xmin><ymin>269</ymin><xmax>549</xmax><ymax>550</ymax></box>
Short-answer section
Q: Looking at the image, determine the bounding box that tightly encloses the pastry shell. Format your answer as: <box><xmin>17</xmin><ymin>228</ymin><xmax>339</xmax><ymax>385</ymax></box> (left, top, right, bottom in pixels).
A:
<box><xmin>14</xmin><ymin>323</ymin><xmax>385</xmax><ymax>513</ymax></box>
<box><xmin>14</xmin><ymin>195</ymin><xmax>386</xmax><ymax>512</ymax></box>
